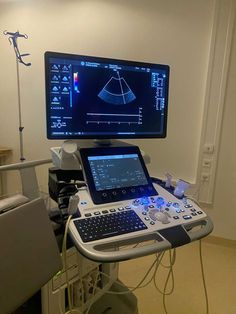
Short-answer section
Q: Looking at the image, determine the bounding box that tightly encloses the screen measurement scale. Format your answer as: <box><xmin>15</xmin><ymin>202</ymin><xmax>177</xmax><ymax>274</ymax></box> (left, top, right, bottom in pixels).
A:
<box><xmin>85</xmin><ymin>109</ymin><xmax>143</xmax><ymax>126</ymax></box>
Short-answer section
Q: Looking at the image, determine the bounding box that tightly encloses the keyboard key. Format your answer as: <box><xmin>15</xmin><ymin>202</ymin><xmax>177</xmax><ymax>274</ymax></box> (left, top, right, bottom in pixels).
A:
<box><xmin>102</xmin><ymin>210</ymin><xmax>109</xmax><ymax>214</ymax></box>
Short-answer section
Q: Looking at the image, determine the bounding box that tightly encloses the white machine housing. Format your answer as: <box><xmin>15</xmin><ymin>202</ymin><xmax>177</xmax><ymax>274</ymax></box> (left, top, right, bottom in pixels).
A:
<box><xmin>69</xmin><ymin>183</ymin><xmax>213</xmax><ymax>262</ymax></box>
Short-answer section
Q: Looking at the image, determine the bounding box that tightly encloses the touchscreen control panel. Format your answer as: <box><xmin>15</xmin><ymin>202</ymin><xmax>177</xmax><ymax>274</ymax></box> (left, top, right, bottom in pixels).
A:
<box><xmin>79</xmin><ymin>146</ymin><xmax>157</xmax><ymax>204</ymax></box>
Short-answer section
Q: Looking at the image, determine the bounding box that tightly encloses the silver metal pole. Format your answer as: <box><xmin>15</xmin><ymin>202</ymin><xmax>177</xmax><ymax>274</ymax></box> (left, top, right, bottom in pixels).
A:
<box><xmin>16</xmin><ymin>57</ymin><xmax>25</xmax><ymax>162</ymax></box>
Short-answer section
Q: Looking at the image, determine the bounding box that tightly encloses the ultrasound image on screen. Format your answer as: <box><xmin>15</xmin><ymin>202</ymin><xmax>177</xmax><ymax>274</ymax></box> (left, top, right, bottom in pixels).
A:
<box><xmin>45</xmin><ymin>52</ymin><xmax>169</xmax><ymax>139</ymax></box>
<box><xmin>88</xmin><ymin>154</ymin><xmax>148</xmax><ymax>191</ymax></box>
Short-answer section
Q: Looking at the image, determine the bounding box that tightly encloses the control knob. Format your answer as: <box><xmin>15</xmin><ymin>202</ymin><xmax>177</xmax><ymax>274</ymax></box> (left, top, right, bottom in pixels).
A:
<box><xmin>156</xmin><ymin>197</ymin><xmax>165</xmax><ymax>207</ymax></box>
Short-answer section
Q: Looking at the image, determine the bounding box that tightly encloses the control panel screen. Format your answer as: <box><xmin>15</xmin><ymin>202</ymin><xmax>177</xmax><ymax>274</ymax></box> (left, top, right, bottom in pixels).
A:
<box><xmin>88</xmin><ymin>154</ymin><xmax>148</xmax><ymax>191</ymax></box>
<box><xmin>79</xmin><ymin>146</ymin><xmax>157</xmax><ymax>204</ymax></box>
<box><xmin>45</xmin><ymin>51</ymin><xmax>170</xmax><ymax>139</ymax></box>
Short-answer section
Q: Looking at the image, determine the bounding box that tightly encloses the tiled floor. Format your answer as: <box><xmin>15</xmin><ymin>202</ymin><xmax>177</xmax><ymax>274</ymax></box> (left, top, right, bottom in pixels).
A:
<box><xmin>118</xmin><ymin>238</ymin><xmax>236</xmax><ymax>314</ymax></box>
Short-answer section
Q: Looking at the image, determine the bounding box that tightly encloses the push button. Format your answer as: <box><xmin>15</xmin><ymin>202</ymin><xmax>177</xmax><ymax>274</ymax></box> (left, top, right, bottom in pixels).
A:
<box><xmin>184</xmin><ymin>204</ymin><xmax>193</xmax><ymax>208</ymax></box>
<box><xmin>183</xmin><ymin>215</ymin><xmax>192</xmax><ymax>220</ymax></box>
<box><xmin>132</xmin><ymin>199</ymin><xmax>140</xmax><ymax>206</ymax></box>
<box><xmin>102</xmin><ymin>192</ymin><xmax>108</xmax><ymax>200</ymax></box>
<box><xmin>119</xmin><ymin>207</ymin><xmax>126</xmax><ymax>211</ymax></box>
<box><xmin>156</xmin><ymin>197</ymin><xmax>165</xmax><ymax>207</ymax></box>
<box><xmin>173</xmin><ymin>202</ymin><xmax>179</xmax><ymax>208</ymax></box>
<box><xmin>111</xmin><ymin>190</ymin><xmax>119</xmax><ymax>200</ymax></box>
<box><xmin>102</xmin><ymin>210</ymin><xmax>109</xmax><ymax>214</ymax></box>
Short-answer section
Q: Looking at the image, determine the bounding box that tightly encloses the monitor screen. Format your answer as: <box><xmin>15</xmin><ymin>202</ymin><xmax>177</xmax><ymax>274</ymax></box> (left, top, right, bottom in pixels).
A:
<box><xmin>45</xmin><ymin>51</ymin><xmax>170</xmax><ymax>139</ymax></box>
<box><xmin>88</xmin><ymin>153</ymin><xmax>148</xmax><ymax>191</ymax></box>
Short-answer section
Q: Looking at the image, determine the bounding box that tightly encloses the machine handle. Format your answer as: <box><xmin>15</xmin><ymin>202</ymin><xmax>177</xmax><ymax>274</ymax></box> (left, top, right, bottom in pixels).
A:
<box><xmin>185</xmin><ymin>216</ymin><xmax>214</xmax><ymax>241</ymax></box>
<box><xmin>69</xmin><ymin>227</ymin><xmax>172</xmax><ymax>262</ymax></box>
<box><xmin>69</xmin><ymin>216</ymin><xmax>213</xmax><ymax>263</ymax></box>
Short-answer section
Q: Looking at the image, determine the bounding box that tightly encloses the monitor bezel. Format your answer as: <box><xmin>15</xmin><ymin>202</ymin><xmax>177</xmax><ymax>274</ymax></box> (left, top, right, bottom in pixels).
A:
<box><xmin>45</xmin><ymin>51</ymin><xmax>170</xmax><ymax>140</ymax></box>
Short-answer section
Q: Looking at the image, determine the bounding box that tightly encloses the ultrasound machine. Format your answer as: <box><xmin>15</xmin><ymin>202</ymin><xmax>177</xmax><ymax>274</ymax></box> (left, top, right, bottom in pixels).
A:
<box><xmin>45</xmin><ymin>51</ymin><xmax>213</xmax><ymax>265</ymax></box>
<box><xmin>41</xmin><ymin>51</ymin><xmax>215</xmax><ymax>314</ymax></box>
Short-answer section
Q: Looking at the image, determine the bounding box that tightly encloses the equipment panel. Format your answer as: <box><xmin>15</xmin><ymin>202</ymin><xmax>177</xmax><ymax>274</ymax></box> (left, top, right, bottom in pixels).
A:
<box><xmin>69</xmin><ymin>183</ymin><xmax>213</xmax><ymax>262</ymax></box>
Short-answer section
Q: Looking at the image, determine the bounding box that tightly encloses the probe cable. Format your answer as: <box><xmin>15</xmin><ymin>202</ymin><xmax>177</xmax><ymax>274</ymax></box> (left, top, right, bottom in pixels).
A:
<box><xmin>89</xmin><ymin>251</ymin><xmax>165</xmax><ymax>296</ymax></box>
<box><xmin>199</xmin><ymin>239</ymin><xmax>209</xmax><ymax>314</ymax></box>
<box><xmin>62</xmin><ymin>214</ymin><xmax>84</xmax><ymax>314</ymax></box>
<box><xmin>154</xmin><ymin>249</ymin><xmax>176</xmax><ymax>296</ymax></box>
<box><xmin>186</xmin><ymin>196</ymin><xmax>210</xmax><ymax>314</ymax></box>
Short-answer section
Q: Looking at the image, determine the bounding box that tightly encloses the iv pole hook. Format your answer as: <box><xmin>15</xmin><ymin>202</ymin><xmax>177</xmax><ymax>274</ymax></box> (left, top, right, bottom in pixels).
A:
<box><xmin>3</xmin><ymin>30</ymin><xmax>31</xmax><ymax>66</ymax></box>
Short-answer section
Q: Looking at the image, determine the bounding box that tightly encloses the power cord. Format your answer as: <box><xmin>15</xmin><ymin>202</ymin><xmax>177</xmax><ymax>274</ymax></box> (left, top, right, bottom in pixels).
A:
<box><xmin>154</xmin><ymin>249</ymin><xmax>176</xmax><ymax>296</ymax></box>
<box><xmin>62</xmin><ymin>214</ymin><xmax>83</xmax><ymax>314</ymax></box>
<box><xmin>187</xmin><ymin>196</ymin><xmax>210</xmax><ymax>314</ymax></box>
<box><xmin>199</xmin><ymin>240</ymin><xmax>209</xmax><ymax>314</ymax></box>
<box><xmin>89</xmin><ymin>252</ymin><xmax>165</xmax><ymax>295</ymax></box>
<box><xmin>89</xmin><ymin>249</ymin><xmax>176</xmax><ymax>314</ymax></box>
<box><xmin>91</xmin><ymin>249</ymin><xmax>175</xmax><ymax>295</ymax></box>
<box><xmin>84</xmin><ymin>271</ymin><xmax>101</xmax><ymax>314</ymax></box>
<box><xmin>161</xmin><ymin>250</ymin><xmax>176</xmax><ymax>314</ymax></box>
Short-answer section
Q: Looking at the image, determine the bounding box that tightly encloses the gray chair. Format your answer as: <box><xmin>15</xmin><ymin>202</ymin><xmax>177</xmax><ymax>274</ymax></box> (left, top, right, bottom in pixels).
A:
<box><xmin>0</xmin><ymin>160</ymin><xmax>62</xmax><ymax>313</ymax></box>
<box><xmin>0</xmin><ymin>197</ymin><xmax>62</xmax><ymax>314</ymax></box>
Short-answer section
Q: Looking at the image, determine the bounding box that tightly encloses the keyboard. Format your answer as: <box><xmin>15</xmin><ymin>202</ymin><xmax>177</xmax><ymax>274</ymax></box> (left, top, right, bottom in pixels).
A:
<box><xmin>74</xmin><ymin>210</ymin><xmax>148</xmax><ymax>242</ymax></box>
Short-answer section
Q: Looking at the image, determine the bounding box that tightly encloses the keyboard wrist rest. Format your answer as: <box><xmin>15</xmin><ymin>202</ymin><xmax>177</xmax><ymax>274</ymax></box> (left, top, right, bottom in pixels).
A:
<box><xmin>69</xmin><ymin>216</ymin><xmax>213</xmax><ymax>262</ymax></box>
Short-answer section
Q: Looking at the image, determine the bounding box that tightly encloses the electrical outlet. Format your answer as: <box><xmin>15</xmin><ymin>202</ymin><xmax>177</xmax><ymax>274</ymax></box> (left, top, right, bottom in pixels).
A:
<box><xmin>202</xmin><ymin>158</ymin><xmax>212</xmax><ymax>168</ymax></box>
<box><xmin>204</xmin><ymin>144</ymin><xmax>214</xmax><ymax>154</ymax></box>
<box><xmin>201</xmin><ymin>173</ymin><xmax>210</xmax><ymax>181</ymax></box>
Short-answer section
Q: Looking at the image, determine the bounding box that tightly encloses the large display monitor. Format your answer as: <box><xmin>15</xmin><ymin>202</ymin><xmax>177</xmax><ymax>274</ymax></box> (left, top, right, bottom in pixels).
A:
<box><xmin>45</xmin><ymin>51</ymin><xmax>170</xmax><ymax>140</ymax></box>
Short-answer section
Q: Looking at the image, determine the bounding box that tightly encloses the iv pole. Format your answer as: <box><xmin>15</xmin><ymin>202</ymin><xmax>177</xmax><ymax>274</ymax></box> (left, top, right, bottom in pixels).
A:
<box><xmin>3</xmin><ymin>30</ymin><xmax>31</xmax><ymax>162</ymax></box>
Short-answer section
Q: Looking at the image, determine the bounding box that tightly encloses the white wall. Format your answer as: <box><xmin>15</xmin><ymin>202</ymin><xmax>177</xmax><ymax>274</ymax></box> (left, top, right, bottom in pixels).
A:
<box><xmin>205</xmin><ymin>18</ymin><xmax>236</xmax><ymax>240</ymax></box>
<box><xmin>1</xmin><ymin>0</ymin><xmax>235</xmax><ymax>240</ymax></box>
<box><xmin>0</xmin><ymin>0</ymin><xmax>214</xmax><ymax>179</ymax></box>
